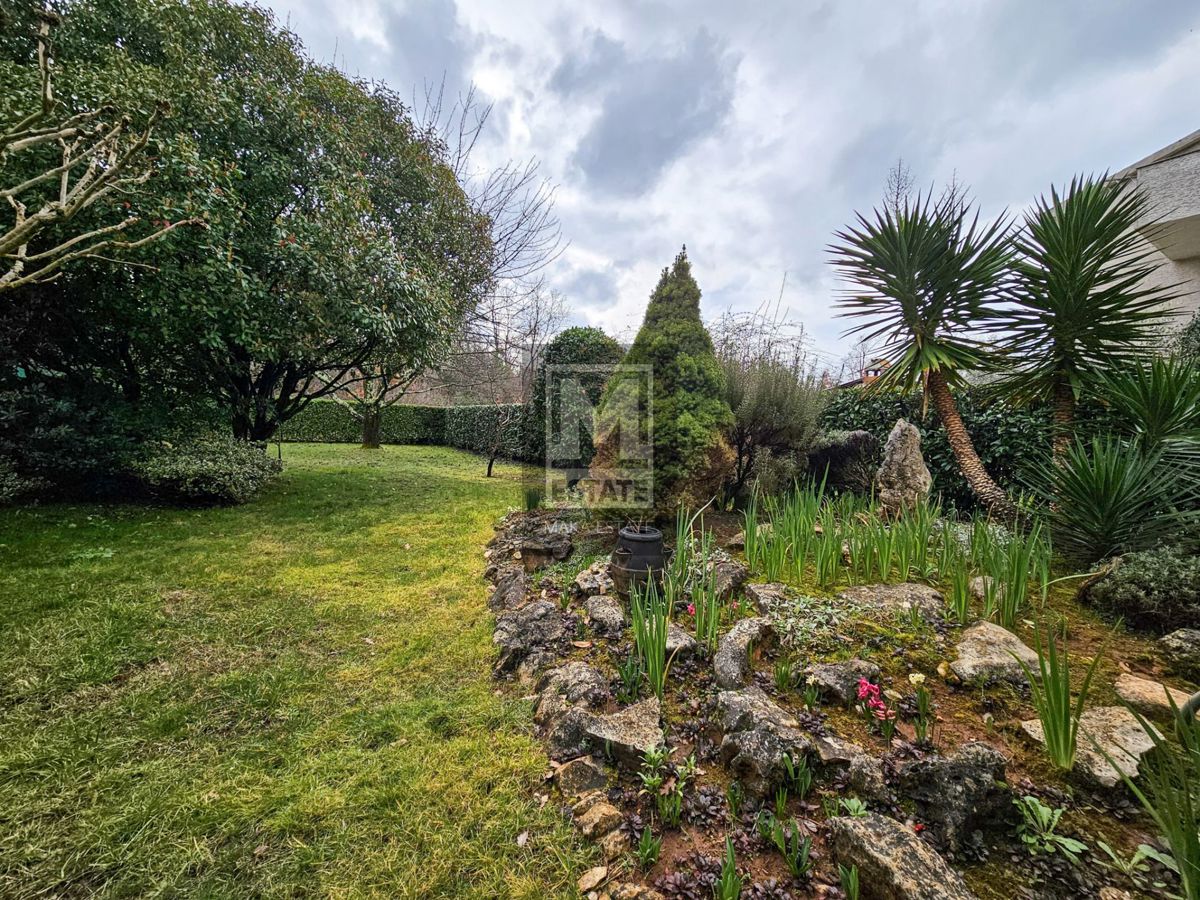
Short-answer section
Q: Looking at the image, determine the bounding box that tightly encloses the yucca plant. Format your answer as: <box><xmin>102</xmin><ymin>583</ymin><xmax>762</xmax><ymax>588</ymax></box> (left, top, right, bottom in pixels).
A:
<box><xmin>1096</xmin><ymin>355</ymin><xmax>1200</xmax><ymax>450</ymax></box>
<box><xmin>829</xmin><ymin>190</ymin><xmax>1017</xmax><ymax>518</ymax></box>
<box><xmin>1032</xmin><ymin>435</ymin><xmax>1196</xmax><ymax>565</ymax></box>
<box><xmin>994</xmin><ymin>175</ymin><xmax>1177</xmax><ymax>460</ymax></box>
<box><xmin>1014</xmin><ymin>623</ymin><xmax>1108</xmax><ymax>771</ymax></box>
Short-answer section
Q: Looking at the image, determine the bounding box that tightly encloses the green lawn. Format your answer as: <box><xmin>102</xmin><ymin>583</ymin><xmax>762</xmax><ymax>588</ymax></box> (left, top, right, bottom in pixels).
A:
<box><xmin>0</xmin><ymin>445</ymin><xmax>591</xmax><ymax>899</ymax></box>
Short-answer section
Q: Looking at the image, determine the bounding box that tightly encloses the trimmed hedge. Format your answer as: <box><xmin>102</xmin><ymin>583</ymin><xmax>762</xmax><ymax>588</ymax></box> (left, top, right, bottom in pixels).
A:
<box><xmin>281</xmin><ymin>401</ymin><xmax>446</xmax><ymax>445</ymax></box>
<box><xmin>281</xmin><ymin>400</ymin><xmax>537</xmax><ymax>462</ymax></box>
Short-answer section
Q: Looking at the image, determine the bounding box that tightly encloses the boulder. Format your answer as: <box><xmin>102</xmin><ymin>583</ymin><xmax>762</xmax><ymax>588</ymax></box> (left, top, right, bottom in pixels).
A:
<box><xmin>493</xmin><ymin>599</ymin><xmax>566</xmax><ymax>675</ymax></box>
<box><xmin>812</xmin><ymin>734</ymin><xmax>887</xmax><ymax>801</ymax></box>
<box><xmin>804</xmin><ymin>659</ymin><xmax>881</xmax><ymax>705</ymax></box>
<box><xmin>586</xmin><ymin>594</ymin><xmax>626</xmax><ymax>638</ymax></box>
<box><xmin>716</xmin><ymin>688</ymin><xmax>811</xmax><ymax>796</ymax></box>
<box><xmin>1021</xmin><ymin>706</ymin><xmax>1158</xmax><ymax>788</ymax></box>
<box><xmin>555</xmin><ymin>756</ymin><xmax>610</xmax><ymax>797</ymax></box>
<box><xmin>744</xmin><ymin>582</ymin><xmax>788</xmax><ymax>614</ymax></box>
<box><xmin>665</xmin><ymin>623</ymin><xmax>698</xmax><ymax>659</ymax></box>
<box><xmin>896</xmin><ymin>742</ymin><xmax>1011</xmax><ymax>855</ymax></box>
<box><xmin>950</xmin><ymin>621</ymin><xmax>1038</xmax><ymax>685</ymax></box>
<box><xmin>573</xmin><ymin>559</ymin><xmax>615</xmax><ymax>599</ymax></box>
<box><xmin>875</xmin><ymin>419</ymin><xmax>933</xmax><ymax>514</ymax></box>
<box><xmin>714</xmin><ymin>617</ymin><xmax>773</xmax><ymax>689</ymax></box>
<box><xmin>488</xmin><ymin>565</ymin><xmax>531</xmax><ymax>612</ymax></box>
<box><xmin>837</xmin><ymin>583</ymin><xmax>944</xmax><ymax>624</ymax></box>
<box><xmin>1115</xmin><ymin>673</ymin><xmax>1198</xmax><ymax>720</ymax></box>
<box><xmin>706</xmin><ymin>551</ymin><xmax>750</xmax><ymax>600</ymax></box>
<box><xmin>1160</xmin><ymin>629</ymin><xmax>1200</xmax><ymax>682</ymax></box>
<box><xmin>534</xmin><ymin>662</ymin><xmax>610</xmax><ymax>727</ymax></box>
<box><xmin>827</xmin><ymin>814</ymin><xmax>977</xmax><ymax>900</ymax></box>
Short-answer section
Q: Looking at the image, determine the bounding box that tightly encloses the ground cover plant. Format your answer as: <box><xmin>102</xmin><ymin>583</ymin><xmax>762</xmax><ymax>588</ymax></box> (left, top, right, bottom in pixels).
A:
<box><xmin>0</xmin><ymin>445</ymin><xmax>592</xmax><ymax>898</ymax></box>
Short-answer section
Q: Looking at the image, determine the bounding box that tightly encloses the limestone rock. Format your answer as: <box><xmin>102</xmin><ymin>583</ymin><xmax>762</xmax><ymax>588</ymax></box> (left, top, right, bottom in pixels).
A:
<box><xmin>582</xmin><ymin>697</ymin><xmax>662</xmax><ymax>769</ymax></box>
<box><xmin>744</xmin><ymin>582</ymin><xmax>787</xmax><ymax>614</ymax></box>
<box><xmin>574</xmin><ymin>794</ymin><xmax>622</xmax><ymax>838</ymax></box>
<box><xmin>707</xmin><ymin>550</ymin><xmax>750</xmax><ymax>600</ymax></box>
<box><xmin>897</xmin><ymin>742</ymin><xmax>1012</xmax><ymax>854</ymax></box>
<box><xmin>714</xmin><ymin>617</ymin><xmax>773</xmax><ymax>689</ymax></box>
<box><xmin>837</xmin><ymin>583</ymin><xmax>944</xmax><ymax>624</ymax></box>
<box><xmin>493</xmin><ymin>599</ymin><xmax>566</xmax><ymax>675</ymax></box>
<box><xmin>1160</xmin><ymin>629</ymin><xmax>1200</xmax><ymax>682</ymax></box>
<box><xmin>717</xmin><ymin>687</ymin><xmax>810</xmax><ymax>797</ymax></box>
<box><xmin>1022</xmin><ymin>706</ymin><xmax>1159</xmax><ymax>788</ymax></box>
<box><xmin>578</xmin><ymin>867</ymin><xmax>608</xmax><ymax>894</ymax></box>
<box><xmin>665</xmin><ymin>623</ymin><xmax>698</xmax><ymax>659</ymax></box>
<box><xmin>555</xmin><ymin>756</ymin><xmax>610</xmax><ymax>797</ymax></box>
<box><xmin>488</xmin><ymin>512</ymin><xmax>575</xmax><ymax>572</ymax></box>
<box><xmin>534</xmin><ymin>662</ymin><xmax>610</xmax><ymax>727</ymax></box>
<box><xmin>876</xmin><ymin>419</ymin><xmax>933</xmax><ymax>514</ymax></box>
<box><xmin>828</xmin><ymin>814</ymin><xmax>977</xmax><ymax>900</ymax></box>
<box><xmin>607</xmin><ymin>884</ymin><xmax>666</xmax><ymax>900</ymax></box>
<box><xmin>488</xmin><ymin>565</ymin><xmax>531</xmax><ymax>612</ymax></box>
<box><xmin>804</xmin><ymin>659</ymin><xmax>881</xmax><ymax>705</ymax></box>
<box><xmin>596</xmin><ymin>828</ymin><xmax>628</xmax><ymax>861</ymax></box>
<box><xmin>586</xmin><ymin>594</ymin><xmax>626</xmax><ymax>638</ymax></box>
<box><xmin>572</xmin><ymin>559</ymin><xmax>615</xmax><ymax>599</ymax></box>
<box><xmin>1115</xmin><ymin>673</ymin><xmax>1197</xmax><ymax>720</ymax></box>
<box><xmin>950</xmin><ymin>621</ymin><xmax>1038</xmax><ymax>685</ymax></box>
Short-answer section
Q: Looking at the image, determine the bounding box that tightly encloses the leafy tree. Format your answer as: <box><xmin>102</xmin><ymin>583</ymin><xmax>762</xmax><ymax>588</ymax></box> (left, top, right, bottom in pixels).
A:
<box><xmin>3</xmin><ymin>0</ymin><xmax>492</xmax><ymax>442</ymax></box>
<box><xmin>526</xmin><ymin>325</ymin><xmax>624</xmax><ymax>466</ymax></box>
<box><xmin>996</xmin><ymin>175</ymin><xmax>1176</xmax><ymax>458</ymax></box>
<box><xmin>591</xmin><ymin>248</ymin><xmax>733</xmax><ymax>514</ymax></box>
<box><xmin>829</xmin><ymin>192</ymin><xmax>1017</xmax><ymax>518</ymax></box>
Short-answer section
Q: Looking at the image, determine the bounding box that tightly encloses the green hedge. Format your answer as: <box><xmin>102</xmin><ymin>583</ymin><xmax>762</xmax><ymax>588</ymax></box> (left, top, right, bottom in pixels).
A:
<box><xmin>280</xmin><ymin>401</ymin><xmax>446</xmax><ymax>445</ymax></box>
<box><xmin>281</xmin><ymin>400</ymin><xmax>537</xmax><ymax>462</ymax></box>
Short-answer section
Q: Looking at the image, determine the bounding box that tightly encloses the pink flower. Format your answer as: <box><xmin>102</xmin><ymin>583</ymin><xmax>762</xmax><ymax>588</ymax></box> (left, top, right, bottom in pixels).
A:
<box><xmin>687</xmin><ymin>603</ymin><xmax>696</xmax><ymax>616</ymax></box>
<box><xmin>856</xmin><ymin>678</ymin><xmax>881</xmax><ymax>702</ymax></box>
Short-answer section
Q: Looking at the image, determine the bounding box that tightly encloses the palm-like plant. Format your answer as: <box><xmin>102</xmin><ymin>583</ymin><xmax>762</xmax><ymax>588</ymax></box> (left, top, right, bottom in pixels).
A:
<box><xmin>1094</xmin><ymin>355</ymin><xmax>1200</xmax><ymax>449</ymax></box>
<box><xmin>830</xmin><ymin>192</ymin><xmax>1016</xmax><ymax>517</ymax></box>
<box><xmin>996</xmin><ymin>175</ymin><xmax>1178</xmax><ymax>458</ymax></box>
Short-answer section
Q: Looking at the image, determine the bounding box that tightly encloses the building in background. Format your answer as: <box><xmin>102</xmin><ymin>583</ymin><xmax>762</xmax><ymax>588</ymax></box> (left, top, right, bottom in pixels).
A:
<box><xmin>1116</xmin><ymin>128</ymin><xmax>1200</xmax><ymax>323</ymax></box>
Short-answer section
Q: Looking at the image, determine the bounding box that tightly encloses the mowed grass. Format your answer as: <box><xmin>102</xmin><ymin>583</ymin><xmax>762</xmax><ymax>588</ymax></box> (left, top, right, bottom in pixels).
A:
<box><xmin>0</xmin><ymin>444</ymin><xmax>591</xmax><ymax>899</ymax></box>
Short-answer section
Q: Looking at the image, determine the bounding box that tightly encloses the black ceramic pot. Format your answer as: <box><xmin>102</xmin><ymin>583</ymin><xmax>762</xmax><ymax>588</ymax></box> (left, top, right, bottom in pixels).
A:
<box><xmin>611</xmin><ymin>525</ymin><xmax>667</xmax><ymax>596</ymax></box>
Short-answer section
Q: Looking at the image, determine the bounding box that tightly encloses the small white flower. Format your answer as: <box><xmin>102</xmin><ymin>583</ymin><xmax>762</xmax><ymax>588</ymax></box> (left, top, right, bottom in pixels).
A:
<box><xmin>908</xmin><ymin>673</ymin><xmax>926</xmax><ymax>686</ymax></box>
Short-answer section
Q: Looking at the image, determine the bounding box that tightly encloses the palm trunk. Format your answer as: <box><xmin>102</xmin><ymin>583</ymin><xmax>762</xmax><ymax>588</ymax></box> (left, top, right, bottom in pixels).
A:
<box><xmin>1051</xmin><ymin>381</ymin><xmax>1074</xmax><ymax>463</ymax></box>
<box><xmin>927</xmin><ymin>370</ymin><xmax>1017</xmax><ymax>520</ymax></box>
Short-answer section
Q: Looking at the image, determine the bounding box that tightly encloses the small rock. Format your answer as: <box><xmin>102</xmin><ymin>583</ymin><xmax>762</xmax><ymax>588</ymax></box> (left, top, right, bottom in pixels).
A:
<box><xmin>554</xmin><ymin>756</ymin><xmax>610</xmax><ymax>797</ymax></box>
<box><xmin>837</xmin><ymin>583</ymin><xmax>944</xmax><ymax>624</ymax></box>
<box><xmin>493</xmin><ymin>600</ymin><xmax>566</xmax><ymax>675</ymax></box>
<box><xmin>744</xmin><ymin>582</ymin><xmax>788</xmax><ymax>614</ymax></box>
<box><xmin>875</xmin><ymin>419</ymin><xmax>933</xmax><ymax>514</ymax></box>
<box><xmin>534</xmin><ymin>662</ymin><xmax>610</xmax><ymax>728</ymax></box>
<box><xmin>488</xmin><ymin>565</ymin><xmax>531</xmax><ymax>612</ymax></box>
<box><xmin>1021</xmin><ymin>706</ymin><xmax>1159</xmax><ymax>788</ymax></box>
<box><xmin>582</xmin><ymin>697</ymin><xmax>663</xmax><ymax>769</ymax></box>
<box><xmin>950</xmin><ymin>621</ymin><xmax>1038</xmax><ymax>685</ymax></box>
<box><xmin>585</xmin><ymin>594</ymin><xmax>626</xmax><ymax>638</ymax></box>
<box><xmin>804</xmin><ymin>659</ymin><xmax>881</xmax><ymax>705</ymax></box>
<box><xmin>665</xmin><ymin>622</ymin><xmax>698</xmax><ymax>659</ymax></box>
<box><xmin>717</xmin><ymin>687</ymin><xmax>810</xmax><ymax>796</ymax></box>
<box><xmin>1159</xmin><ymin>629</ymin><xmax>1200</xmax><ymax>682</ymax></box>
<box><xmin>897</xmin><ymin>742</ymin><xmax>1012</xmax><ymax>854</ymax></box>
<box><xmin>813</xmin><ymin>733</ymin><xmax>869</xmax><ymax>767</ymax></box>
<box><xmin>578</xmin><ymin>866</ymin><xmax>608</xmax><ymax>893</ymax></box>
<box><xmin>596</xmin><ymin>828</ymin><xmax>628</xmax><ymax>861</ymax></box>
<box><xmin>727</xmin><ymin>531</ymin><xmax>746</xmax><ymax>551</ymax></box>
<box><xmin>714</xmin><ymin>617</ymin><xmax>773</xmax><ymax>689</ymax></box>
<box><xmin>827</xmin><ymin>813</ymin><xmax>977</xmax><ymax>900</ymax></box>
<box><xmin>968</xmin><ymin>575</ymin><xmax>997</xmax><ymax>604</ymax></box>
<box><xmin>574</xmin><ymin>796</ymin><xmax>623</xmax><ymax>838</ymax></box>
<box><xmin>707</xmin><ymin>551</ymin><xmax>750</xmax><ymax>600</ymax></box>
<box><xmin>573</xmin><ymin>559</ymin><xmax>615</xmax><ymax>599</ymax></box>
<box><xmin>609</xmin><ymin>884</ymin><xmax>666</xmax><ymax>900</ymax></box>
<box><xmin>1115</xmin><ymin>673</ymin><xmax>1198</xmax><ymax>720</ymax></box>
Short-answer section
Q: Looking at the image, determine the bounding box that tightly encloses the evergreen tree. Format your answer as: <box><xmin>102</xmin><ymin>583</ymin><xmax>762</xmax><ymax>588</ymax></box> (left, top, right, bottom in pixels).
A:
<box><xmin>590</xmin><ymin>248</ymin><xmax>733</xmax><ymax>514</ymax></box>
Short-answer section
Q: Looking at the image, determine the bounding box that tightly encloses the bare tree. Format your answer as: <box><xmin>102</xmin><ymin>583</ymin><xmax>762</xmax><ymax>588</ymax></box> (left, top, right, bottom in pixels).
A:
<box><xmin>1</xmin><ymin>9</ymin><xmax>199</xmax><ymax>294</ymax></box>
<box><xmin>884</xmin><ymin>158</ymin><xmax>914</xmax><ymax>217</ymax></box>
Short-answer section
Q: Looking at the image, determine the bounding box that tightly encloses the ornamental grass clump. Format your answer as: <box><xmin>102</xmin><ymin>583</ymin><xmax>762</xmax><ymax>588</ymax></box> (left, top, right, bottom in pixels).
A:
<box><xmin>1015</xmin><ymin>624</ymin><xmax>1109</xmax><ymax>771</ymax></box>
<box><xmin>630</xmin><ymin>579</ymin><xmax>672</xmax><ymax>699</ymax></box>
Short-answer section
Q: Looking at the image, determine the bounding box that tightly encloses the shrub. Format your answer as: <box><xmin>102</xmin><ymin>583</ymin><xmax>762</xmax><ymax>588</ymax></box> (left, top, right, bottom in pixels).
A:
<box><xmin>1083</xmin><ymin>546</ymin><xmax>1200</xmax><ymax>633</ymax></box>
<box><xmin>805</xmin><ymin>429</ymin><xmax>879</xmax><ymax>493</ymax></box>
<box><xmin>525</xmin><ymin>326</ymin><xmax>625</xmax><ymax>466</ymax></box>
<box><xmin>443</xmin><ymin>404</ymin><xmax>531</xmax><ymax>460</ymax></box>
<box><xmin>134</xmin><ymin>434</ymin><xmax>282</xmax><ymax>505</ymax></box>
<box><xmin>281</xmin><ymin>401</ymin><xmax>446</xmax><ymax>445</ymax></box>
<box><xmin>591</xmin><ymin>248</ymin><xmax>733</xmax><ymax>512</ymax></box>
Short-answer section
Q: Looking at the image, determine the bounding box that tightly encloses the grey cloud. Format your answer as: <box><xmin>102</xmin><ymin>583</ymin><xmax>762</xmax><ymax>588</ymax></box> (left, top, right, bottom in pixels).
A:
<box><xmin>568</xmin><ymin>28</ymin><xmax>738</xmax><ymax>196</ymax></box>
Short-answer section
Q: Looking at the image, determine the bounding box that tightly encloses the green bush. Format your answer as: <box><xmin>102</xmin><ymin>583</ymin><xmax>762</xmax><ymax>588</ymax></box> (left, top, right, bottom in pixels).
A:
<box><xmin>444</xmin><ymin>404</ymin><xmax>532</xmax><ymax>460</ymax></box>
<box><xmin>1084</xmin><ymin>546</ymin><xmax>1200</xmax><ymax>634</ymax></box>
<box><xmin>805</xmin><ymin>429</ymin><xmax>880</xmax><ymax>494</ymax></box>
<box><xmin>592</xmin><ymin>248</ymin><xmax>733</xmax><ymax>511</ymax></box>
<box><xmin>526</xmin><ymin>326</ymin><xmax>625</xmax><ymax>466</ymax></box>
<box><xmin>134</xmin><ymin>434</ymin><xmax>282</xmax><ymax>505</ymax></box>
<box><xmin>281</xmin><ymin>401</ymin><xmax>446</xmax><ymax>445</ymax></box>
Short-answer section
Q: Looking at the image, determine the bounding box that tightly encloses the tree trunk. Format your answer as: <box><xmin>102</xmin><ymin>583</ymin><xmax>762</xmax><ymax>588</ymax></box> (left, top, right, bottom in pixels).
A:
<box><xmin>361</xmin><ymin>406</ymin><xmax>382</xmax><ymax>449</ymax></box>
<box><xmin>1051</xmin><ymin>380</ymin><xmax>1074</xmax><ymax>463</ymax></box>
<box><xmin>927</xmin><ymin>370</ymin><xmax>1017</xmax><ymax>520</ymax></box>
<box><xmin>486</xmin><ymin>451</ymin><xmax>497</xmax><ymax>478</ymax></box>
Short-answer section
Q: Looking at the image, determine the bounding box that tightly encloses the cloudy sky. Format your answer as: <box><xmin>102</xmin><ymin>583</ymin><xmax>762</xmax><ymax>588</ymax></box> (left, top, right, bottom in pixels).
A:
<box><xmin>264</xmin><ymin>0</ymin><xmax>1200</xmax><ymax>369</ymax></box>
